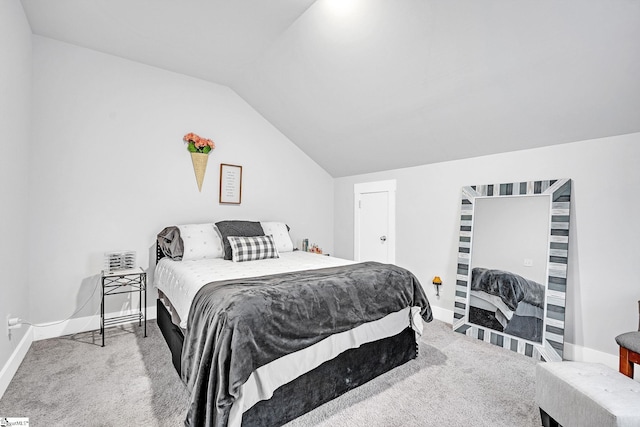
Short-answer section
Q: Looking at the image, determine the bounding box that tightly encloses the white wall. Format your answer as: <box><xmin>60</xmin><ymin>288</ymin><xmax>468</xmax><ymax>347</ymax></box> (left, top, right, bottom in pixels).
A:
<box><xmin>0</xmin><ymin>0</ymin><xmax>32</xmax><ymax>376</ymax></box>
<box><xmin>28</xmin><ymin>36</ymin><xmax>334</xmax><ymax>326</ymax></box>
<box><xmin>334</xmin><ymin>135</ymin><xmax>640</xmax><ymax>358</ymax></box>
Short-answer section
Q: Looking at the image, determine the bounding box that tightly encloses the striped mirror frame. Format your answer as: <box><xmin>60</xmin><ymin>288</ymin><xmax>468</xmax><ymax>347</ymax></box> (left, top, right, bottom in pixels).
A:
<box><xmin>453</xmin><ymin>179</ymin><xmax>571</xmax><ymax>361</ymax></box>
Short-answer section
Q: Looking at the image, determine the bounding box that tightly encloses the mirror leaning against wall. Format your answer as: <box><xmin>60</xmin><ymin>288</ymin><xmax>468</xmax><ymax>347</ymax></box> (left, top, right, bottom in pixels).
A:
<box><xmin>453</xmin><ymin>179</ymin><xmax>572</xmax><ymax>361</ymax></box>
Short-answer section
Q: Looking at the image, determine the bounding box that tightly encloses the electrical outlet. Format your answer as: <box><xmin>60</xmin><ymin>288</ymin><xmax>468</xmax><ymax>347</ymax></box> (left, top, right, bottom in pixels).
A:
<box><xmin>6</xmin><ymin>314</ymin><xmax>21</xmax><ymax>339</ymax></box>
<box><xmin>6</xmin><ymin>314</ymin><xmax>12</xmax><ymax>339</ymax></box>
<box><xmin>524</xmin><ymin>258</ymin><xmax>534</xmax><ymax>267</ymax></box>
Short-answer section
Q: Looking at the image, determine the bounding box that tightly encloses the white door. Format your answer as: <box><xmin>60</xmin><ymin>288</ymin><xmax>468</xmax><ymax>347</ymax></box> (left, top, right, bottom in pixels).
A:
<box><xmin>354</xmin><ymin>180</ymin><xmax>396</xmax><ymax>263</ymax></box>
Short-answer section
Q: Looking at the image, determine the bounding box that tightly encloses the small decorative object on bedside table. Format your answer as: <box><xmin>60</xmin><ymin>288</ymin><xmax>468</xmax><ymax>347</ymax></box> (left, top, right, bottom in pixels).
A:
<box><xmin>309</xmin><ymin>243</ymin><xmax>323</xmax><ymax>254</ymax></box>
<box><xmin>100</xmin><ymin>267</ymin><xmax>147</xmax><ymax>347</ymax></box>
<box><xmin>104</xmin><ymin>250</ymin><xmax>136</xmax><ymax>271</ymax></box>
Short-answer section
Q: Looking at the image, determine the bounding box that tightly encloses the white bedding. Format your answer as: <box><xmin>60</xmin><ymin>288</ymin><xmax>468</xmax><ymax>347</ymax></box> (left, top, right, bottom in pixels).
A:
<box><xmin>154</xmin><ymin>251</ymin><xmax>356</xmax><ymax>329</ymax></box>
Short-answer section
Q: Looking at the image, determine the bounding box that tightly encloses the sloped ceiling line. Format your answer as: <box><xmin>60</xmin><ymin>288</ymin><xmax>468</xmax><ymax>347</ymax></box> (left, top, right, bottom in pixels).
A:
<box><xmin>21</xmin><ymin>0</ymin><xmax>640</xmax><ymax>177</ymax></box>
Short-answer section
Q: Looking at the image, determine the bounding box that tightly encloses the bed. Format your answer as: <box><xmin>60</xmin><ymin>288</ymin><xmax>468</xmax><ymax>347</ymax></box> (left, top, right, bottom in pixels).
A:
<box><xmin>468</xmin><ymin>267</ymin><xmax>545</xmax><ymax>343</ymax></box>
<box><xmin>153</xmin><ymin>221</ymin><xmax>432</xmax><ymax>427</ymax></box>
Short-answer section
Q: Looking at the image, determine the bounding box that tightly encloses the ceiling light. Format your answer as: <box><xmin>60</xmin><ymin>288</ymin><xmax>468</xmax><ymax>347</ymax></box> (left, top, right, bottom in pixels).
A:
<box><xmin>324</xmin><ymin>0</ymin><xmax>358</xmax><ymax>18</ymax></box>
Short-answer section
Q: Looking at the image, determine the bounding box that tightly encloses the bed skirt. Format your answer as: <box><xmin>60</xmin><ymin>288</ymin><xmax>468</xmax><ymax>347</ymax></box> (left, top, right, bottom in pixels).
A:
<box><xmin>156</xmin><ymin>299</ymin><xmax>418</xmax><ymax>426</ymax></box>
<box><xmin>157</xmin><ymin>298</ymin><xmax>185</xmax><ymax>376</ymax></box>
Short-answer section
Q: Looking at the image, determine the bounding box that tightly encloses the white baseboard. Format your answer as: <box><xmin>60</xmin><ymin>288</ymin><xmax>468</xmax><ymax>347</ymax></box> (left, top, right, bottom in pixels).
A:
<box><xmin>564</xmin><ymin>342</ymin><xmax>619</xmax><ymax>370</ymax></box>
<box><xmin>32</xmin><ymin>306</ymin><xmax>157</xmax><ymax>341</ymax></box>
<box><xmin>0</xmin><ymin>305</ymin><xmax>158</xmax><ymax>399</ymax></box>
<box><xmin>431</xmin><ymin>305</ymin><xmax>454</xmax><ymax>324</ymax></box>
<box><xmin>562</xmin><ymin>343</ymin><xmax>634</xmax><ymax>379</ymax></box>
<box><xmin>0</xmin><ymin>326</ymin><xmax>33</xmax><ymax>400</ymax></box>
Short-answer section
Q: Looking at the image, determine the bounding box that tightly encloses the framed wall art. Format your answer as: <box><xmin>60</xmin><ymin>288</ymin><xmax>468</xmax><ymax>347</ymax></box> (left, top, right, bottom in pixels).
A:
<box><xmin>219</xmin><ymin>164</ymin><xmax>242</xmax><ymax>204</ymax></box>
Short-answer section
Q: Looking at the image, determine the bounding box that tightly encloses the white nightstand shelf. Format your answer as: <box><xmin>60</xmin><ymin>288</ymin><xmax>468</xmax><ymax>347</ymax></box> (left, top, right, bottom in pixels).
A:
<box><xmin>100</xmin><ymin>267</ymin><xmax>147</xmax><ymax>347</ymax></box>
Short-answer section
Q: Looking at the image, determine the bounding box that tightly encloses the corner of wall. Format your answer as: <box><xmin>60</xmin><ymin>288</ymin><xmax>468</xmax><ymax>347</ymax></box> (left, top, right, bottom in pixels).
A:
<box><xmin>0</xmin><ymin>0</ymin><xmax>33</xmax><ymax>400</ymax></box>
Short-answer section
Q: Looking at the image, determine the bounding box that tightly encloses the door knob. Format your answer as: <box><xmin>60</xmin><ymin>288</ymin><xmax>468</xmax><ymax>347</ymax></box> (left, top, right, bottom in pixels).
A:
<box><xmin>380</xmin><ymin>236</ymin><xmax>387</xmax><ymax>242</ymax></box>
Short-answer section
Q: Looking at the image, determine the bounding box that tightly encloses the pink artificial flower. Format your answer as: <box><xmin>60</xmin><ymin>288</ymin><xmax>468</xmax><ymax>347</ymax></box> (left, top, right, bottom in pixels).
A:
<box><xmin>183</xmin><ymin>132</ymin><xmax>216</xmax><ymax>153</ymax></box>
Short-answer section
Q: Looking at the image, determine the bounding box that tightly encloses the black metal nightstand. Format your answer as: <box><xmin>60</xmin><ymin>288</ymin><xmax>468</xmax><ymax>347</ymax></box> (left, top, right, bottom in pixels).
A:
<box><xmin>100</xmin><ymin>267</ymin><xmax>147</xmax><ymax>347</ymax></box>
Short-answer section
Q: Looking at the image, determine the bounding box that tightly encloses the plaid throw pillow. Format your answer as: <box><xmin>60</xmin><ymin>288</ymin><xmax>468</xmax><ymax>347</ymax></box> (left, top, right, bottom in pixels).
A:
<box><xmin>227</xmin><ymin>235</ymin><xmax>280</xmax><ymax>262</ymax></box>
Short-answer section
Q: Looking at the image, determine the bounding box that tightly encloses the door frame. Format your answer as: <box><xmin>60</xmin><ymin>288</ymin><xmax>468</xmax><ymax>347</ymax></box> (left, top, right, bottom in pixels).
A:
<box><xmin>354</xmin><ymin>179</ymin><xmax>396</xmax><ymax>263</ymax></box>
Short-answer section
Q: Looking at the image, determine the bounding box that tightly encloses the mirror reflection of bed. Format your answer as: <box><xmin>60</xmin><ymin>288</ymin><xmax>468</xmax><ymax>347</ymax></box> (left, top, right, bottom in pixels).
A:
<box><xmin>469</xmin><ymin>195</ymin><xmax>550</xmax><ymax>344</ymax></box>
<box><xmin>469</xmin><ymin>267</ymin><xmax>545</xmax><ymax>342</ymax></box>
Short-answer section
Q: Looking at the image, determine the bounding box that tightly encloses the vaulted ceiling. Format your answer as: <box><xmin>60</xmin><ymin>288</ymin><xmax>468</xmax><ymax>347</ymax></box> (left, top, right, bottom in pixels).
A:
<box><xmin>20</xmin><ymin>0</ymin><xmax>640</xmax><ymax>177</ymax></box>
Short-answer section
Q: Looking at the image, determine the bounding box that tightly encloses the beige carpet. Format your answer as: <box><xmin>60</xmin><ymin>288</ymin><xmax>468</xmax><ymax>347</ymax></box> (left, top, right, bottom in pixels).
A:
<box><xmin>0</xmin><ymin>319</ymin><xmax>540</xmax><ymax>426</ymax></box>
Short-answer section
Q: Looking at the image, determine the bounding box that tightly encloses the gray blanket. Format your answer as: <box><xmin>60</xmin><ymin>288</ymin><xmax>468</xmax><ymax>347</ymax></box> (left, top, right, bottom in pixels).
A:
<box><xmin>471</xmin><ymin>267</ymin><xmax>545</xmax><ymax>311</ymax></box>
<box><xmin>181</xmin><ymin>261</ymin><xmax>432</xmax><ymax>427</ymax></box>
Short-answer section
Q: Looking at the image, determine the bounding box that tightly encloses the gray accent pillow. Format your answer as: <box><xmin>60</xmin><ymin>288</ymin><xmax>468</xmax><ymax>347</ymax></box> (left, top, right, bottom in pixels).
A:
<box><xmin>157</xmin><ymin>226</ymin><xmax>184</xmax><ymax>260</ymax></box>
<box><xmin>215</xmin><ymin>220</ymin><xmax>265</xmax><ymax>260</ymax></box>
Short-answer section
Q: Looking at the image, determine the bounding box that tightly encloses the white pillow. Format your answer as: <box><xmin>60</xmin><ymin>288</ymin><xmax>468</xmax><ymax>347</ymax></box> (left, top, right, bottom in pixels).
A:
<box><xmin>177</xmin><ymin>224</ymin><xmax>224</xmax><ymax>260</ymax></box>
<box><xmin>260</xmin><ymin>222</ymin><xmax>294</xmax><ymax>253</ymax></box>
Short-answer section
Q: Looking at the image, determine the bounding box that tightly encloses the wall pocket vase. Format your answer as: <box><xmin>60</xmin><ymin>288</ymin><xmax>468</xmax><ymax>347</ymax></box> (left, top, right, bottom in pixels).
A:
<box><xmin>190</xmin><ymin>152</ymin><xmax>209</xmax><ymax>192</ymax></box>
